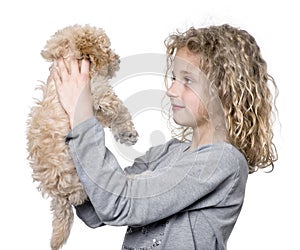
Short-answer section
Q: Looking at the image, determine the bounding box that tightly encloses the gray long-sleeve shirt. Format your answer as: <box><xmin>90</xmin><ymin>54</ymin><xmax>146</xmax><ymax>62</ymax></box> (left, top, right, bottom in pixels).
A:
<box><xmin>66</xmin><ymin>117</ymin><xmax>248</xmax><ymax>250</ymax></box>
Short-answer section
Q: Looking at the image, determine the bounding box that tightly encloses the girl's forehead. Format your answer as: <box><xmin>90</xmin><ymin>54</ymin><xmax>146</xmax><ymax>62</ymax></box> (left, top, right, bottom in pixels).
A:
<box><xmin>173</xmin><ymin>56</ymin><xmax>198</xmax><ymax>74</ymax></box>
<box><xmin>173</xmin><ymin>49</ymin><xmax>207</xmax><ymax>82</ymax></box>
<box><xmin>174</xmin><ymin>47</ymin><xmax>200</xmax><ymax>69</ymax></box>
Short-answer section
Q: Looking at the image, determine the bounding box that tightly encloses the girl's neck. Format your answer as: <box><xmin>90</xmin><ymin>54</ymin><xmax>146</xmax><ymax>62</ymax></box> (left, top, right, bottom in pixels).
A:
<box><xmin>187</xmin><ymin>122</ymin><xmax>228</xmax><ymax>151</ymax></box>
<box><xmin>188</xmin><ymin>123</ymin><xmax>213</xmax><ymax>151</ymax></box>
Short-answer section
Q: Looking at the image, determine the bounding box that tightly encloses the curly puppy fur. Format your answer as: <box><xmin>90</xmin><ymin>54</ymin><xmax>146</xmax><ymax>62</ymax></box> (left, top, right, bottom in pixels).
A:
<box><xmin>27</xmin><ymin>24</ymin><xmax>138</xmax><ymax>250</ymax></box>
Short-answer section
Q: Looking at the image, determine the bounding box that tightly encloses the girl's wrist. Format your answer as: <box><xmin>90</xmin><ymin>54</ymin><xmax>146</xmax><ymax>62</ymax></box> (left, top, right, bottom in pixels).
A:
<box><xmin>70</xmin><ymin>106</ymin><xmax>94</xmax><ymax>129</ymax></box>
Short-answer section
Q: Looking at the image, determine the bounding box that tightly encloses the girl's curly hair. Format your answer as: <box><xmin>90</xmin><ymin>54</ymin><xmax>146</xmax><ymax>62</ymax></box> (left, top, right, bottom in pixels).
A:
<box><xmin>164</xmin><ymin>24</ymin><xmax>278</xmax><ymax>173</ymax></box>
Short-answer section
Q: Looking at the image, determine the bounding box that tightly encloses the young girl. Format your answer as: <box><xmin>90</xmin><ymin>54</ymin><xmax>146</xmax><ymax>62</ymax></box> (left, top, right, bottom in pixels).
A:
<box><xmin>52</xmin><ymin>24</ymin><xmax>277</xmax><ymax>249</ymax></box>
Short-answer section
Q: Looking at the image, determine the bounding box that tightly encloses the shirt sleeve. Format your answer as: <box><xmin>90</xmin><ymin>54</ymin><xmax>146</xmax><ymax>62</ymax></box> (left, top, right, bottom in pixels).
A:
<box><xmin>74</xmin><ymin>200</ymin><xmax>105</xmax><ymax>228</ymax></box>
<box><xmin>66</xmin><ymin>117</ymin><xmax>248</xmax><ymax>227</ymax></box>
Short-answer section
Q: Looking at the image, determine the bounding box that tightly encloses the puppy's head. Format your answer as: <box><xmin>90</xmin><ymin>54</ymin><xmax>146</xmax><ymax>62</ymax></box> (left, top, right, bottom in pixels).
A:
<box><xmin>41</xmin><ymin>24</ymin><xmax>119</xmax><ymax>78</ymax></box>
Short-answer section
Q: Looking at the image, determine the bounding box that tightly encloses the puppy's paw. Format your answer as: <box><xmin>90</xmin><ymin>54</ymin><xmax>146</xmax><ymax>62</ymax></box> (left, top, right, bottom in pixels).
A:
<box><xmin>114</xmin><ymin>128</ymin><xmax>138</xmax><ymax>145</ymax></box>
<box><xmin>120</xmin><ymin>129</ymin><xmax>138</xmax><ymax>145</ymax></box>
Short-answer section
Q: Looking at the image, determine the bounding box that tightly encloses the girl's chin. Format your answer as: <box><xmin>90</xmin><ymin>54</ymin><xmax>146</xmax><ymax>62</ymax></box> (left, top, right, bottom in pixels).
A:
<box><xmin>172</xmin><ymin>117</ymin><xmax>194</xmax><ymax>128</ymax></box>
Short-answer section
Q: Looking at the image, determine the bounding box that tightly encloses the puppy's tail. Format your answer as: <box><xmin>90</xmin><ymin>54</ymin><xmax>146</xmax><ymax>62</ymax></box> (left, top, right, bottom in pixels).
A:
<box><xmin>50</xmin><ymin>197</ymin><xmax>74</xmax><ymax>250</ymax></box>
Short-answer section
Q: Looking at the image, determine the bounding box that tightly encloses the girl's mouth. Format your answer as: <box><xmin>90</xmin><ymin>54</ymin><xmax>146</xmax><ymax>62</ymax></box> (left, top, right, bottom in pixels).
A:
<box><xmin>171</xmin><ymin>104</ymin><xmax>185</xmax><ymax>111</ymax></box>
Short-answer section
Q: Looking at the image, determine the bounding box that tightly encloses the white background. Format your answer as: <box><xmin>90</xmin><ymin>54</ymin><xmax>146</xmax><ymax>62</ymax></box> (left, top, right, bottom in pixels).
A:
<box><xmin>0</xmin><ymin>0</ymin><xmax>299</xmax><ymax>249</ymax></box>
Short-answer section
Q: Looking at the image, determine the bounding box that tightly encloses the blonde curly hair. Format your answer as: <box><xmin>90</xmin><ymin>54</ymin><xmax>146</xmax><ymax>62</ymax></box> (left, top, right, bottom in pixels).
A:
<box><xmin>164</xmin><ymin>24</ymin><xmax>278</xmax><ymax>173</ymax></box>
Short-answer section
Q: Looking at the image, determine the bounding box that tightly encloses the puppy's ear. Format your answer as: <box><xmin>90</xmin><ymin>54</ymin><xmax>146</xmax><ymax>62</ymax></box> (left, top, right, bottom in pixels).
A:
<box><xmin>40</xmin><ymin>25</ymin><xmax>78</xmax><ymax>61</ymax></box>
<box><xmin>107</xmin><ymin>51</ymin><xmax>120</xmax><ymax>77</ymax></box>
<box><xmin>40</xmin><ymin>48</ymin><xmax>55</xmax><ymax>61</ymax></box>
<box><xmin>41</xmin><ymin>38</ymin><xmax>73</xmax><ymax>62</ymax></box>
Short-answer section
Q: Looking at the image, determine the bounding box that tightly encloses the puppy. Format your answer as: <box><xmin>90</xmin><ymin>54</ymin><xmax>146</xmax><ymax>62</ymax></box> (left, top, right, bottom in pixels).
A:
<box><xmin>27</xmin><ymin>24</ymin><xmax>138</xmax><ymax>250</ymax></box>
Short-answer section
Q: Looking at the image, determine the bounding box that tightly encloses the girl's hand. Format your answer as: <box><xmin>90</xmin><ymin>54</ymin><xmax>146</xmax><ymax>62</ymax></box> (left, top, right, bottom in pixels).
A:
<box><xmin>52</xmin><ymin>57</ymin><xmax>94</xmax><ymax>129</ymax></box>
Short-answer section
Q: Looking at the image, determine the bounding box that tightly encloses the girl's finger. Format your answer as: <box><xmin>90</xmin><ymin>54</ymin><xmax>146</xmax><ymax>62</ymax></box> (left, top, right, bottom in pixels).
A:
<box><xmin>52</xmin><ymin>67</ymin><xmax>62</xmax><ymax>89</ymax></box>
<box><xmin>57</xmin><ymin>57</ymin><xmax>68</xmax><ymax>77</ymax></box>
<box><xmin>81</xmin><ymin>59</ymin><xmax>90</xmax><ymax>75</ymax></box>
<box><xmin>70</xmin><ymin>57</ymin><xmax>79</xmax><ymax>75</ymax></box>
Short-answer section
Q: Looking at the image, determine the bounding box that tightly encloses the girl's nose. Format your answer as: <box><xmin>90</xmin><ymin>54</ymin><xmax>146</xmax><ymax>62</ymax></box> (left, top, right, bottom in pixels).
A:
<box><xmin>166</xmin><ymin>80</ymin><xmax>182</xmax><ymax>98</ymax></box>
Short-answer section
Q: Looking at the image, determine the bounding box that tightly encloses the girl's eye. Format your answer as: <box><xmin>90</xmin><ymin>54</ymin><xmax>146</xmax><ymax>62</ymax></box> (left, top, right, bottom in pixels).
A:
<box><xmin>168</xmin><ymin>74</ymin><xmax>176</xmax><ymax>88</ymax></box>
<box><xmin>170</xmin><ymin>73</ymin><xmax>176</xmax><ymax>82</ymax></box>
<box><xmin>183</xmin><ymin>77</ymin><xmax>192</xmax><ymax>85</ymax></box>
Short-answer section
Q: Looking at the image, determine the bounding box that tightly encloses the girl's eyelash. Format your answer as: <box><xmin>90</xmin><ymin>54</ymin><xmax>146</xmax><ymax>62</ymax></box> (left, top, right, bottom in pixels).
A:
<box><xmin>171</xmin><ymin>73</ymin><xmax>176</xmax><ymax>81</ymax></box>
<box><xmin>170</xmin><ymin>72</ymin><xmax>192</xmax><ymax>85</ymax></box>
<box><xmin>183</xmin><ymin>76</ymin><xmax>193</xmax><ymax>84</ymax></box>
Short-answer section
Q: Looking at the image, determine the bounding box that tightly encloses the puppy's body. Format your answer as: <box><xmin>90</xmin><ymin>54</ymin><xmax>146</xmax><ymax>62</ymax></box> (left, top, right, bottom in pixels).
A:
<box><xmin>27</xmin><ymin>24</ymin><xmax>138</xmax><ymax>250</ymax></box>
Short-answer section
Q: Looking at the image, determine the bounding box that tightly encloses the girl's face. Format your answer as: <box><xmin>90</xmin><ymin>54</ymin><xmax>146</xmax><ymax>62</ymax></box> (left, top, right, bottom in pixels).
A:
<box><xmin>166</xmin><ymin>47</ymin><xmax>210</xmax><ymax>129</ymax></box>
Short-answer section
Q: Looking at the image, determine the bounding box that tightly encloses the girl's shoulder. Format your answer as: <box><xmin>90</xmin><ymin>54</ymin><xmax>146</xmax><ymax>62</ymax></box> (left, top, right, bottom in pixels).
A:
<box><xmin>140</xmin><ymin>139</ymin><xmax>248</xmax><ymax>175</ymax></box>
<box><xmin>177</xmin><ymin>141</ymin><xmax>249</xmax><ymax>179</ymax></box>
<box><xmin>145</xmin><ymin>138</ymin><xmax>188</xmax><ymax>158</ymax></box>
<box><xmin>146</xmin><ymin>139</ymin><xmax>246</xmax><ymax>163</ymax></box>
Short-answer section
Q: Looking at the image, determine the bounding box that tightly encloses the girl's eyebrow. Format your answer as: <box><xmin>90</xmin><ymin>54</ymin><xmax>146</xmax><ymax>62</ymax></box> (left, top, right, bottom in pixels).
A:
<box><xmin>173</xmin><ymin>69</ymin><xmax>197</xmax><ymax>78</ymax></box>
<box><xmin>179</xmin><ymin>70</ymin><xmax>197</xmax><ymax>77</ymax></box>
<box><xmin>180</xmin><ymin>70</ymin><xmax>197</xmax><ymax>80</ymax></box>
<box><xmin>172</xmin><ymin>70</ymin><xmax>192</xmax><ymax>75</ymax></box>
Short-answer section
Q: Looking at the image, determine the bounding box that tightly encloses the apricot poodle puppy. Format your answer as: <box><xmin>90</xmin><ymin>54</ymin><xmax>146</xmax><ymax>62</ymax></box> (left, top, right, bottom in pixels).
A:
<box><xmin>27</xmin><ymin>24</ymin><xmax>138</xmax><ymax>250</ymax></box>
